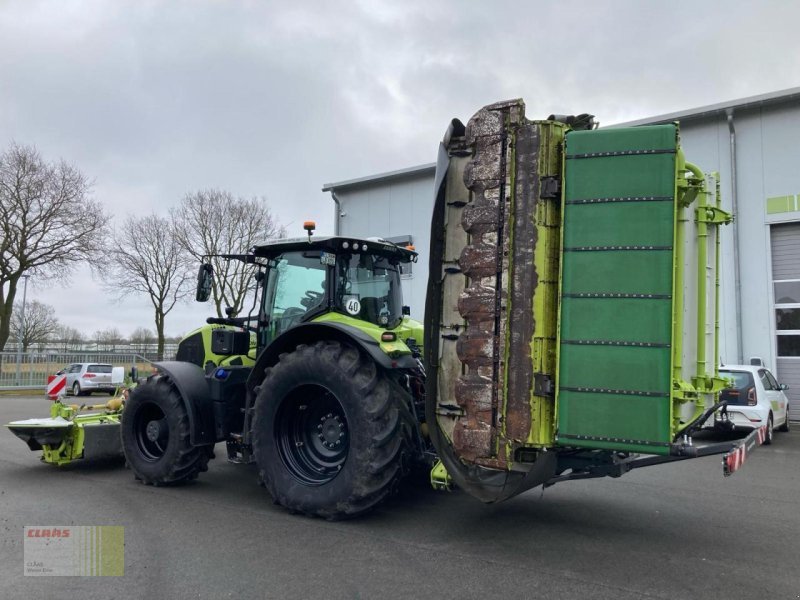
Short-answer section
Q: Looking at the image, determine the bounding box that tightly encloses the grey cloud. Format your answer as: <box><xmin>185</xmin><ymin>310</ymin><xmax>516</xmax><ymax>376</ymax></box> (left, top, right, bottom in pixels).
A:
<box><xmin>1</xmin><ymin>0</ymin><xmax>798</xmax><ymax>337</ymax></box>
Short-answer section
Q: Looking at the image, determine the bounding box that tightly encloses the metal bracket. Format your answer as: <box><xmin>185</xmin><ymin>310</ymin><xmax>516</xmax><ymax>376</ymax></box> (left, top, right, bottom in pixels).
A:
<box><xmin>695</xmin><ymin>205</ymin><xmax>732</xmax><ymax>225</ymax></box>
<box><xmin>671</xmin><ymin>378</ymin><xmax>698</xmax><ymax>403</ymax></box>
<box><xmin>430</xmin><ymin>460</ymin><xmax>453</xmax><ymax>491</ymax></box>
<box><xmin>539</xmin><ymin>176</ymin><xmax>561</xmax><ymax>199</ymax></box>
<box><xmin>534</xmin><ymin>373</ymin><xmax>554</xmax><ymax>397</ymax></box>
<box><xmin>691</xmin><ymin>374</ymin><xmax>731</xmax><ymax>394</ymax></box>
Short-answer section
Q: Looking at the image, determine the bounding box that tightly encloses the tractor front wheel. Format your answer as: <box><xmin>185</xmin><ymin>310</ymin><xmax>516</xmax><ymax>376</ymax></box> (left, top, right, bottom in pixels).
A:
<box><xmin>251</xmin><ymin>341</ymin><xmax>411</xmax><ymax>519</ymax></box>
<box><xmin>121</xmin><ymin>377</ymin><xmax>210</xmax><ymax>485</ymax></box>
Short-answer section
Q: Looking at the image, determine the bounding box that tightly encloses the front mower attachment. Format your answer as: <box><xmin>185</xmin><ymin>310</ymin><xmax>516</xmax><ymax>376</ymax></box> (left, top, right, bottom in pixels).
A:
<box><xmin>5</xmin><ymin>366</ymin><xmax>129</xmax><ymax>466</ymax></box>
<box><xmin>5</xmin><ymin>401</ymin><xmax>125</xmax><ymax>466</ymax></box>
<box><xmin>6</xmin><ymin>417</ymin><xmax>73</xmax><ymax>450</ymax></box>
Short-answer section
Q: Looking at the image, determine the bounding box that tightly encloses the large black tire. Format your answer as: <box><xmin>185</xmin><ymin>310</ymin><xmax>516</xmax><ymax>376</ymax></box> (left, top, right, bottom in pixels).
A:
<box><xmin>251</xmin><ymin>341</ymin><xmax>411</xmax><ymax>519</ymax></box>
<box><xmin>121</xmin><ymin>377</ymin><xmax>210</xmax><ymax>485</ymax></box>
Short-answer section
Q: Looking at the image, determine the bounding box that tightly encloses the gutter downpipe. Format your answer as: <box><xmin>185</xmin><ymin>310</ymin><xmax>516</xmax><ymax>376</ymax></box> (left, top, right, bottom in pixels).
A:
<box><xmin>726</xmin><ymin>108</ymin><xmax>744</xmax><ymax>363</ymax></box>
<box><xmin>331</xmin><ymin>190</ymin><xmax>341</xmax><ymax>236</ymax></box>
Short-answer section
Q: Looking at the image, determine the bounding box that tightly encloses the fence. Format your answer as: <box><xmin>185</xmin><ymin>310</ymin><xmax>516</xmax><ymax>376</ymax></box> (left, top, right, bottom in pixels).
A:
<box><xmin>0</xmin><ymin>352</ymin><xmax>172</xmax><ymax>390</ymax></box>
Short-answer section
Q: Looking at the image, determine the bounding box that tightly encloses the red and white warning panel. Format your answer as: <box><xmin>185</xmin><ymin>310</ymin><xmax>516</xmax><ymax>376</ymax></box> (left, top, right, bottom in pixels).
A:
<box><xmin>723</xmin><ymin>424</ymin><xmax>768</xmax><ymax>476</ymax></box>
<box><xmin>46</xmin><ymin>374</ymin><xmax>67</xmax><ymax>401</ymax></box>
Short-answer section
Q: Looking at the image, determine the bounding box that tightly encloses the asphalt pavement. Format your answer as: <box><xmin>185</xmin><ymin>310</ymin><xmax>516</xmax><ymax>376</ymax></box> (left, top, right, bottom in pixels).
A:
<box><xmin>1</xmin><ymin>395</ymin><xmax>798</xmax><ymax>600</ymax></box>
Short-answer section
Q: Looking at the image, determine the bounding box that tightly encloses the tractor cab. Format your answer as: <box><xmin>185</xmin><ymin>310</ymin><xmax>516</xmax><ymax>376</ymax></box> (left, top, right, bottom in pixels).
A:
<box><xmin>254</xmin><ymin>235</ymin><xmax>416</xmax><ymax>348</ymax></box>
<box><xmin>195</xmin><ymin>232</ymin><xmax>418</xmax><ymax>353</ymax></box>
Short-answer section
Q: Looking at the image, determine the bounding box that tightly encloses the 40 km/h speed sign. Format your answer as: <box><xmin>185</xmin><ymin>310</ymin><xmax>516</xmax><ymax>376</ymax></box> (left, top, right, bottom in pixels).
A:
<box><xmin>344</xmin><ymin>297</ymin><xmax>361</xmax><ymax>316</ymax></box>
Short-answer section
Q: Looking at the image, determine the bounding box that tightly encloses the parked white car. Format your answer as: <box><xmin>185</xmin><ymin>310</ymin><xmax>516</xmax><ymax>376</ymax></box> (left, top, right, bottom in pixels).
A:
<box><xmin>710</xmin><ymin>364</ymin><xmax>791</xmax><ymax>444</ymax></box>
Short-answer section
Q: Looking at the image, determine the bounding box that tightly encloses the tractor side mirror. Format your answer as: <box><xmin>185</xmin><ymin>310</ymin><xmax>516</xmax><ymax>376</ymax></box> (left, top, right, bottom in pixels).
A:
<box><xmin>196</xmin><ymin>263</ymin><xmax>213</xmax><ymax>302</ymax></box>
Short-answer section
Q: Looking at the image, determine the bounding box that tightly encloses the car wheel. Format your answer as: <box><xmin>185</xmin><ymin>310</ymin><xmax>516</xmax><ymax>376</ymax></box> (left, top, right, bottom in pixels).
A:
<box><xmin>72</xmin><ymin>381</ymin><xmax>82</xmax><ymax>397</ymax></box>
<box><xmin>764</xmin><ymin>415</ymin><xmax>774</xmax><ymax>445</ymax></box>
<box><xmin>778</xmin><ymin>409</ymin><xmax>790</xmax><ymax>433</ymax></box>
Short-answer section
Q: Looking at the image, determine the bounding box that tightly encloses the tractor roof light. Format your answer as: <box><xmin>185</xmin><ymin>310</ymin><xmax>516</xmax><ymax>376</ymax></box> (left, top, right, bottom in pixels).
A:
<box><xmin>303</xmin><ymin>221</ymin><xmax>316</xmax><ymax>242</ymax></box>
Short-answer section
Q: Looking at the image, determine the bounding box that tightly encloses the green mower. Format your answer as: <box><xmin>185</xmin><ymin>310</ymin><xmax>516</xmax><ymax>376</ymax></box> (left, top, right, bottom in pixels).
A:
<box><xmin>6</xmin><ymin>368</ymin><xmax>129</xmax><ymax>466</ymax></box>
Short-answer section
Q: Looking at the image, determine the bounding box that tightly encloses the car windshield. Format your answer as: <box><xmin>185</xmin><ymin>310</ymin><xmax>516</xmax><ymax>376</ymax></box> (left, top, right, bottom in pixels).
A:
<box><xmin>336</xmin><ymin>253</ymin><xmax>404</xmax><ymax>329</ymax></box>
<box><xmin>87</xmin><ymin>365</ymin><xmax>113</xmax><ymax>373</ymax></box>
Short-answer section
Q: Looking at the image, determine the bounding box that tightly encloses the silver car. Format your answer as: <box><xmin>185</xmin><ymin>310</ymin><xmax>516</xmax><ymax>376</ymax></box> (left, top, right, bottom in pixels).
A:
<box><xmin>61</xmin><ymin>363</ymin><xmax>116</xmax><ymax>396</ymax></box>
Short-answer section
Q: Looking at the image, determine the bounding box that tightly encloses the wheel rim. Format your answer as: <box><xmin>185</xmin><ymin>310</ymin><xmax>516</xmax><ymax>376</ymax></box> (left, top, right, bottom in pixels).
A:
<box><xmin>133</xmin><ymin>402</ymin><xmax>169</xmax><ymax>461</ymax></box>
<box><xmin>73</xmin><ymin>382</ymin><xmax>79</xmax><ymax>395</ymax></box>
<box><xmin>275</xmin><ymin>384</ymin><xmax>349</xmax><ymax>485</ymax></box>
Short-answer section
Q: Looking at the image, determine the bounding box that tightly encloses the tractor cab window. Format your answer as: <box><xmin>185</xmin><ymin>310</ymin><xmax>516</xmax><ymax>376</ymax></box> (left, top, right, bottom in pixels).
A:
<box><xmin>262</xmin><ymin>252</ymin><xmax>327</xmax><ymax>345</ymax></box>
<box><xmin>336</xmin><ymin>254</ymin><xmax>403</xmax><ymax>329</ymax></box>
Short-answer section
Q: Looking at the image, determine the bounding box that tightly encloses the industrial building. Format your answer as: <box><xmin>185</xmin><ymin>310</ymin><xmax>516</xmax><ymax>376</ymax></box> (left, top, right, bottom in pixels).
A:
<box><xmin>322</xmin><ymin>87</ymin><xmax>800</xmax><ymax>416</ymax></box>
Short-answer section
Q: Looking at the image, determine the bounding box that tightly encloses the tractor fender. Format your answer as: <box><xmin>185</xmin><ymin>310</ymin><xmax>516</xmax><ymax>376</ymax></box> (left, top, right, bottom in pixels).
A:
<box><xmin>246</xmin><ymin>322</ymin><xmax>417</xmax><ymax>392</ymax></box>
<box><xmin>152</xmin><ymin>361</ymin><xmax>216</xmax><ymax>446</ymax></box>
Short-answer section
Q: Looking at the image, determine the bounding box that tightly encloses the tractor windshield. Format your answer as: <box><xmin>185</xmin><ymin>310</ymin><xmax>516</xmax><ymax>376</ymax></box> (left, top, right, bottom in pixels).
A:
<box><xmin>336</xmin><ymin>254</ymin><xmax>403</xmax><ymax>329</ymax></box>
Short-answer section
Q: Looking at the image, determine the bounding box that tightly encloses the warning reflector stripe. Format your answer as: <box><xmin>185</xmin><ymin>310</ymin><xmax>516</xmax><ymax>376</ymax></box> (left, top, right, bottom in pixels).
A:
<box><xmin>46</xmin><ymin>374</ymin><xmax>67</xmax><ymax>400</ymax></box>
<box><xmin>722</xmin><ymin>424</ymin><xmax>768</xmax><ymax>476</ymax></box>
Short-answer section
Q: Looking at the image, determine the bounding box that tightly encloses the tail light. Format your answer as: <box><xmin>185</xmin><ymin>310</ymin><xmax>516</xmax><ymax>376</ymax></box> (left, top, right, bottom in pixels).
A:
<box><xmin>747</xmin><ymin>387</ymin><xmax>757</xmax><ymax>406</ymax></box>
<box><xmin>82</xmin><ymin>373</ymin><xmax>96</xmax><ymax>379</ymax></box>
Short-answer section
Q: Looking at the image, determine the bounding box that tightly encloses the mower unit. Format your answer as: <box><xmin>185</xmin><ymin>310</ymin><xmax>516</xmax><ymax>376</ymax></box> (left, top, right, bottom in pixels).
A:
<box><xmin>6</xmin><ymin>368</ymin><xmax>128</xmax><ymax>466</ymax></box>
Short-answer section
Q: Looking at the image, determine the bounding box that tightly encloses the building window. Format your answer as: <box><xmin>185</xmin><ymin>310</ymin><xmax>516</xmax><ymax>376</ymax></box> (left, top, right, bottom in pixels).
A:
<box><xmin>774</xmin><ymin>279</ymin><xmax>800</xmax><ymax>357</ymax></box>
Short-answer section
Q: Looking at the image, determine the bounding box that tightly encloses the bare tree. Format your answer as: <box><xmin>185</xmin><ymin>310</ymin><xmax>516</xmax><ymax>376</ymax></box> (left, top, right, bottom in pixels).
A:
<box><xmin>10</xmin><ymin>299</ymin><xmax>59</xmax><ymax>352</ymax></box>
<box><xmin>106</xmin><ymin>214</ymin><xmax>191</xmax><ymax>359</ymax></box>
<box><xmin>129</xmin><ymin>326</ymin><xmax>154</xmax><ymax>354</ymax></box>
<box><xmin>54</xmin><ymin>324</ymin><xmax>84</xmax><ymax>352</ymax></box>
<box><xmin>99</xmin><ymin>327</ymin><xmax>124</xmax><ymax>352</ymax></box>
<box><xmin>91</xmin><ymin>327</ymin><xmax>124</xmax><ymax>352</ymax></box>
<box><xmin>0</xmin><ymin>143</ymin><xmax>109</xmax><ymax>350</ymax></box>
<box><xmin>172</xmin><ymin>189</ymin><xmax>283</xmax><ymax>318</ymax></box>
<box><xmin>92</xmin><ymin>329</ymin><xmax>104</xmax><ymax>351</ymax></box>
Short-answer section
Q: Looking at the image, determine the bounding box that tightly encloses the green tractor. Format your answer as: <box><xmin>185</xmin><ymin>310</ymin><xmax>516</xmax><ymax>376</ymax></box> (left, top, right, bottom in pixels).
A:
<box><xmin>121</xmin><ymin>230</ymin><xmax>427</xmax><ymax>519</ymax></box>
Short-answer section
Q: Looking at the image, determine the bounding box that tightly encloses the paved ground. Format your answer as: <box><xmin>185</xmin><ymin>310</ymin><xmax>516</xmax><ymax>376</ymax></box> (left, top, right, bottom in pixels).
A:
<box><xmin>1</xmin><ymin>395</ymin><xmax>798</xmax><ymax>600</ymax></box>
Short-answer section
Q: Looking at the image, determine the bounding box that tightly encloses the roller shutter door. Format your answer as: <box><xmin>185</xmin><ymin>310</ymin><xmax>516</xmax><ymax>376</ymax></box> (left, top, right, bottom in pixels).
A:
<box><xmin>771</xmin><ymin>222</ymin><xmax>800</xmax><ymax>420</ymax></box>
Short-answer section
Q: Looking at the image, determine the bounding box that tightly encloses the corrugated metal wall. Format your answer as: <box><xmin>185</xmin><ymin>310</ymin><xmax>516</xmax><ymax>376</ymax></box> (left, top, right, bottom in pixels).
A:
<box><xmin>334</xmin><ymin>173</ymin><xmax>434</xmax><ymax>320</ymax></box>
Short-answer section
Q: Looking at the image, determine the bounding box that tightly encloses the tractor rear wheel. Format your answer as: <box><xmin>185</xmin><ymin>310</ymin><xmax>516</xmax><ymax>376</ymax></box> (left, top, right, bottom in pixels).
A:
<box><xmin>121</xmin><ymin>377</ymin><xmax>210</xmax><ymax>485</ymax></box>
<box><xmin>251</xmin><ymin>341</ymin><xmax>411</xmax><ymax>519</ymax></box>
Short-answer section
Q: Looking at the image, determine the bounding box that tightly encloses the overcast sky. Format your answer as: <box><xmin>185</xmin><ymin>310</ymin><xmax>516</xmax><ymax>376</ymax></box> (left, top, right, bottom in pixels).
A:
<box><xmin>1</xmin><ymin>0</ymin><xmax>799</xmax><ymax>340</ymax></box>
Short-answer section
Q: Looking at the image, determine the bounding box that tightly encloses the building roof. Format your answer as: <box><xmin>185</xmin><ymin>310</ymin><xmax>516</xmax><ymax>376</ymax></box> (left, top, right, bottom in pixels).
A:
<box><xmin>611</xmin><ymin>86</ymin><xmax>800</xmax><ymax>127</ymax></box>
<box><xmin>322</xmin><ymin>163</ymin><xmax>436</xmax><ymax>192</ymax></box>
<box><xmin>323</xmin><ymin>87</ymin><xmax>800</xmax><ymax>192</ymax></box>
